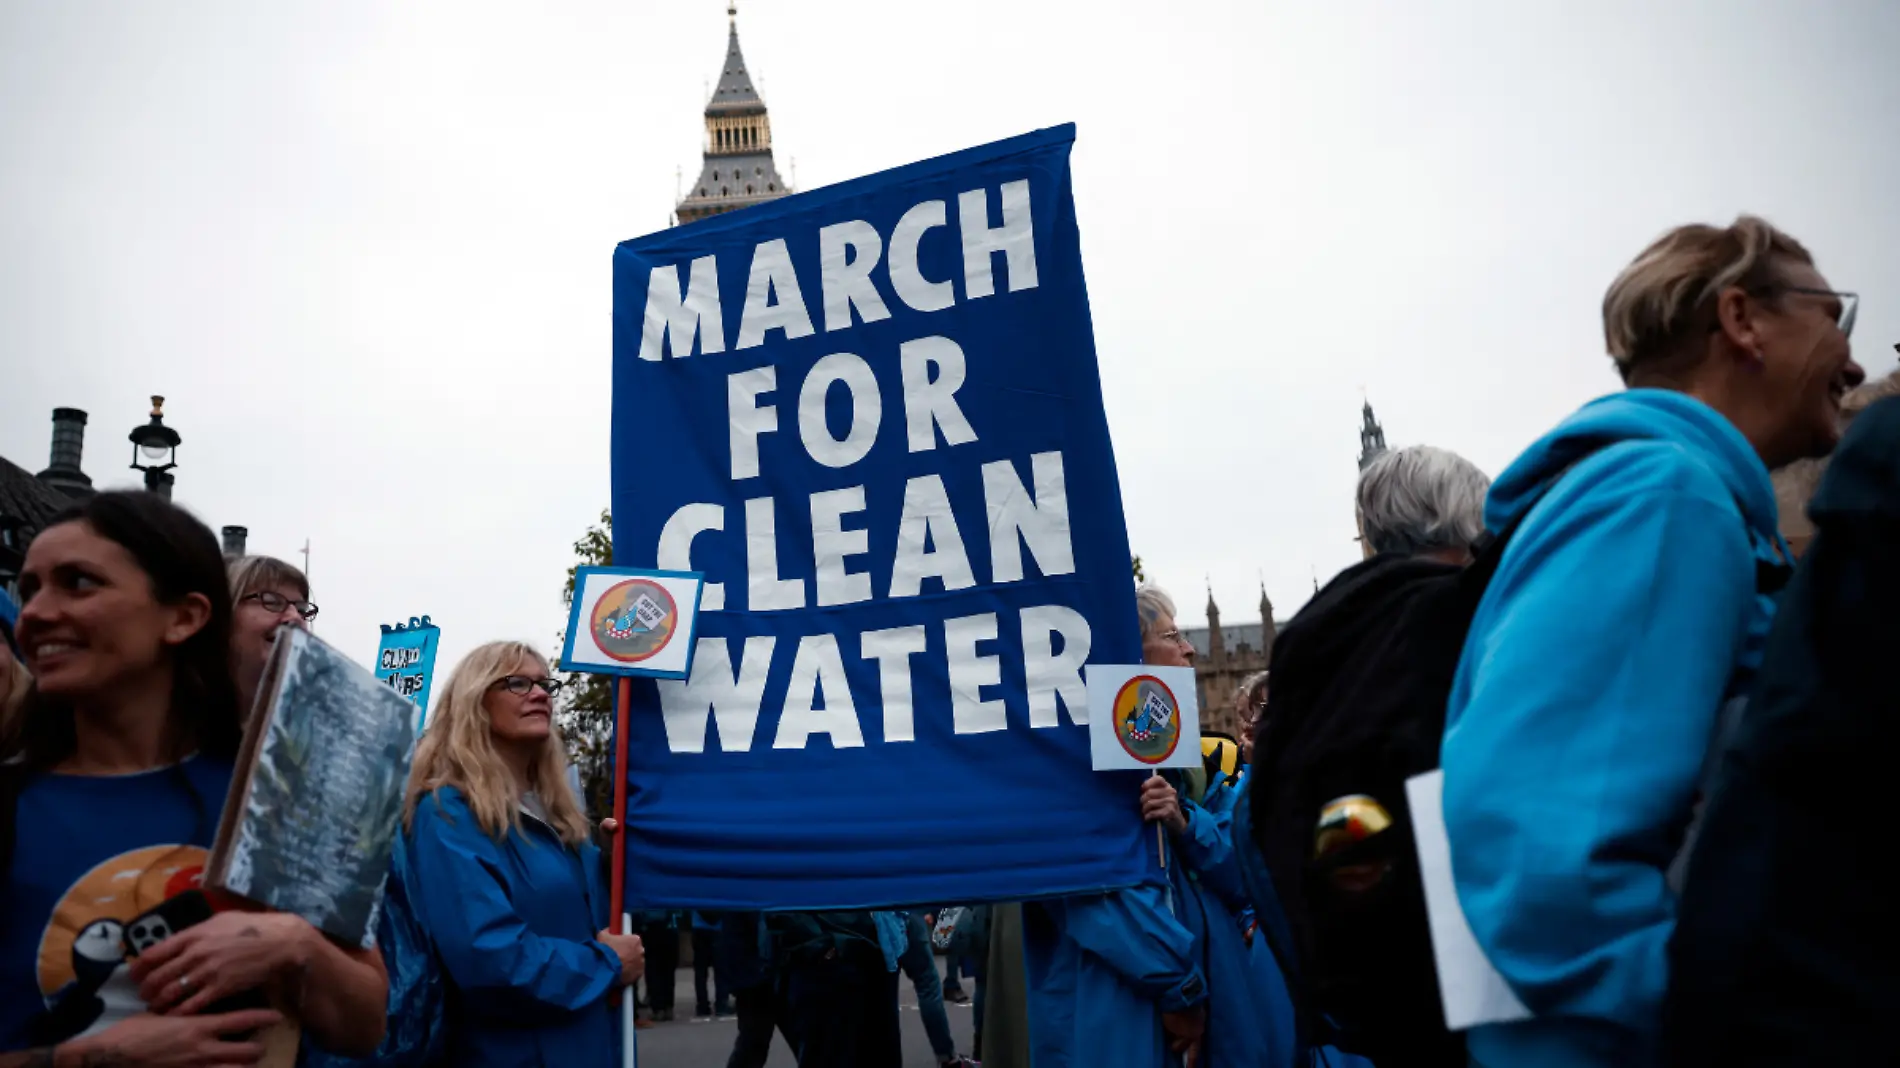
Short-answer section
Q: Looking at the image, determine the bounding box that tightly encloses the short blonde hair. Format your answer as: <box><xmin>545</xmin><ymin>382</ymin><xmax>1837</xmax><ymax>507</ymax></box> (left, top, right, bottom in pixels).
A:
<box><xmin>226</xmin><ymin>555</ymin><xmax>309</xmax><ymax>605</ymax></box>
<box><xmin>1603</xmin><ymin>216</ymin><xmax>1814</xmax><ymax>382</ymax></box>
<box><xmin>404</xmin><ymin>641</ymin><xmax>591</xmax><ymax>848</ymax></box>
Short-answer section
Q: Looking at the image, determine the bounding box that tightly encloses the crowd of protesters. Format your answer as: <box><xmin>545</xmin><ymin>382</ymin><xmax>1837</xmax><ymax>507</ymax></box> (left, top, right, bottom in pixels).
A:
<box><xmin>2</xmin><ymin>211</ymin><xmax>1894</xmax><ymax>1067</ymax></box>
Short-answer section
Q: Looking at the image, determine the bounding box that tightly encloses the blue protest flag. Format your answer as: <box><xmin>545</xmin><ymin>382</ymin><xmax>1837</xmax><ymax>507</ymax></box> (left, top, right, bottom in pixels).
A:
<box><xmin>376</xmin><ymin>617</ymin><xmax>441</xmax><ymax>737</ymax></box>
<box><xmin>610</xmin><ymin>124</ymin><xmax>1147</xmax><ymax>909</ymax></box>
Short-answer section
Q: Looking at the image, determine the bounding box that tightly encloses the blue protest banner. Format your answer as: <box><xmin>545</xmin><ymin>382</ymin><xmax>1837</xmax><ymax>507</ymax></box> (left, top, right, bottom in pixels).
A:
<box><xmin>611</xmin><ymin>124</ymin><xmax>1146</xmax><ymax>909</ymax></box>
<box><xmin>375</xmin><ymin>617</ymin><xmax>441</xmax><ymax>736</ymax></box>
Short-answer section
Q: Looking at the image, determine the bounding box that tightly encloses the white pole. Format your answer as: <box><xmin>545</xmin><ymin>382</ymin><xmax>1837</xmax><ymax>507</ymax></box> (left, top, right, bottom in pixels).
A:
<box><xmin>623</xmin><ymin>911</ymin><xmax>638</xmax><ymax>1068</ymax></box>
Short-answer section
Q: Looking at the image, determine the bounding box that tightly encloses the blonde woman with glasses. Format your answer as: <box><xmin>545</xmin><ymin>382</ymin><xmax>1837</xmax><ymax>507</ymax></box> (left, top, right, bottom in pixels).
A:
<box><xmin>225</xmin><ymin>555</ymin><xmax>318</xmax><ymax>718</ymax></box>
<box><xmin>402</xmin><ymin>641</ymin><xmax>643</xmax><ymax>1067</ymax></box>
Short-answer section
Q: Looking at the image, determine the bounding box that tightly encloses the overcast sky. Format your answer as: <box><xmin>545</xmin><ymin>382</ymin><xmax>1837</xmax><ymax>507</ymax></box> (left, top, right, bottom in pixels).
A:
<box><xmin>4</xmin><ymin>0</ymin><xmax>1897</xmax><ymax>685</ymax></box>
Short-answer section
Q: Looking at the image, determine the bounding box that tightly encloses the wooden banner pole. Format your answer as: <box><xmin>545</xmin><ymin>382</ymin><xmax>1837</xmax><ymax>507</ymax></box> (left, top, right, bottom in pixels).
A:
<box><xmin>608</xmin><ymin>677</ymin><xmax>637</xmax><ymax>1067</ymax></box>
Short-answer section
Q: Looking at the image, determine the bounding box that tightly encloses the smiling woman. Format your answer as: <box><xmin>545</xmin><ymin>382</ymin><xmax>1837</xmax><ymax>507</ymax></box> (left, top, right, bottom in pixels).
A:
<box><xmin>226</xmin><ymin>554</ymin><xmax>316</xmax><ymax>721</ymax></box>
<box><xmin>400</xmin><ymin>641</ymin><xmax>642</xmax><ymax>1067</ymax></box>
<box><xmin>0</xmin><ymin>491</ymin><xmax>387</xmax><ymax>1064</ymax></box>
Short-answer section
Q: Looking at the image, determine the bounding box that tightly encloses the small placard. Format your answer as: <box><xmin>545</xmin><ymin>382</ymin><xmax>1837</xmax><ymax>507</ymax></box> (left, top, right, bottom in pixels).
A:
<box><xmin>560</xmin><ymin>566</ymin><xmax>705</xmax><ymax>679</ymax></box>
<box><xmin>1084</xmin><ymin>664</ymin><xmax>1201</xmax><ymax>771</ymax></box>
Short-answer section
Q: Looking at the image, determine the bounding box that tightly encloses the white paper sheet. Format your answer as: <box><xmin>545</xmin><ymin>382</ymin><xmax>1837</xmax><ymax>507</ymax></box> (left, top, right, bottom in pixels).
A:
<box><xmin>1083</xmin><ymin>664</ymin><xmax>1201</xmax><ymax>771</ymax></box>
<box><xmin>1406</xmin><ymin>769</ymin><xmax>1533</xmax><ymax>1030</ymax></box>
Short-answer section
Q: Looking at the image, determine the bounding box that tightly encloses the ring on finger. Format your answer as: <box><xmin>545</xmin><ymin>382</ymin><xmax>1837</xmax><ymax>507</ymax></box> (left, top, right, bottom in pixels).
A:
<box><xmin>179</xmin><ymin>974</ymin><xmax>193</xmax><ymax>992</ymax></box>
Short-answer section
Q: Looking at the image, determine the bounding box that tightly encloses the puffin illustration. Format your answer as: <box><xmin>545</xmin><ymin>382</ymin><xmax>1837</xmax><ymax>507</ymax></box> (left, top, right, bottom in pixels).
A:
<box><xmin>35</xmin><ymin>918</ymin><xmax>125</xmax><ymax>1043</ymax></box>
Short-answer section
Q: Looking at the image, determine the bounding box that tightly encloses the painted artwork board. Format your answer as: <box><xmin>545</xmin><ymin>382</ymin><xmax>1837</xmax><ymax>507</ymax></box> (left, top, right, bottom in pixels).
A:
<box><xmin>1084</xmin><ymin>664</ymin><xmax>1202</xmax><ymax>771</ymax></box>
<box><xmin>206</xmin><ymin>627</ymin><xmax>417</xmax><ymax>948</ymax></box>
<box><xmin>560</xmin><ymin>566</ymin><xmax>705</xmax><ymax>679</ymax></box>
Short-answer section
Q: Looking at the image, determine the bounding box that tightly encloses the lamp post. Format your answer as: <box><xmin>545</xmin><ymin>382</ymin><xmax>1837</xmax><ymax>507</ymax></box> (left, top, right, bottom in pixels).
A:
<box><xmin>128</xmin><ymin>396</ymin><xmax>182</xmax><ymax>499</ymax></box>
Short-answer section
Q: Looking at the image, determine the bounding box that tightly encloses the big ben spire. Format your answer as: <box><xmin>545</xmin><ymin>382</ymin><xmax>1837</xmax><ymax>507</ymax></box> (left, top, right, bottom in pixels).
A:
<box><xmin>675</xmin><ymin>3</ymin><xmax>791</xmax><ymax>225</ymax></box>
<box><xmin>1357</xmin><ymin>399</ymin><xmax>1388</xmax><ymax>471</ymax></box>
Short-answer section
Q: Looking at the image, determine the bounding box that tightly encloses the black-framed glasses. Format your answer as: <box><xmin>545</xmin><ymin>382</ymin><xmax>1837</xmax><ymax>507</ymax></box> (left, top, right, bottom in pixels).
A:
<box><xmin>242</xmin><ymin>590</ymin><xmax>319</xmax><ymax>621</ymax></box>
<box><xmin>1761</xmin><ymin>286</ymin><xmax>1859</xmax><ymax>339</ymax></box>
<box><xmin>493</xmin><ymin>675</ymin><xmax>563</xmax><ymax>696</ymax></box>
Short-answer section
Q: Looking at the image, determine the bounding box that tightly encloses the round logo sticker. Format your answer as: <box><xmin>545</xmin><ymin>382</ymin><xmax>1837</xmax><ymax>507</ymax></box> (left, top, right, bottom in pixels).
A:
<box><xmin>1112</xmin><ymin>674</ymin><xmax>1182</xmax><ymax>765</ymax></box>
<box><xmin>589</xmin><ymin>579</ymin><xmax>680</xmax><ymax>664</ymax></box>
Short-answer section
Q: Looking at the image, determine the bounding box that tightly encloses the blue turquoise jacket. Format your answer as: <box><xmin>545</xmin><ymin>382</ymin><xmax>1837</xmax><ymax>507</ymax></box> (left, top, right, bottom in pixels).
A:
<box><xmin>1022</xmin><ymin>876</ymin><xmax>1208</xmax><ymax>1068</ymax></box>
<box><xmin>1441</xmin><ymin>390</ymin><xmax>1784</xmax><ymax>1068</ymax></box>
<box><xmin>406</xmin><ymin>787</ymin><xmax>621</xmax><ymax>1068</ymax></box>
<box><xmin>1228</xmin><ymin>777</ymin><xmax>1377</xmax><ymax>1068</ymax></box>
<box><xmin>1173</xmin><ymin>777</ymin><xmax>1299</xmax><ymax>1068</ymax></box>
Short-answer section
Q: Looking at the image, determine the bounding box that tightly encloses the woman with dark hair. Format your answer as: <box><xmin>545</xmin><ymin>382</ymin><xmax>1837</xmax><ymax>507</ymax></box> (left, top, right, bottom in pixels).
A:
<box><xmin>0</xmin><ymin>492</ymin><xmax>387</xmax><ymax>1064</ymax></box>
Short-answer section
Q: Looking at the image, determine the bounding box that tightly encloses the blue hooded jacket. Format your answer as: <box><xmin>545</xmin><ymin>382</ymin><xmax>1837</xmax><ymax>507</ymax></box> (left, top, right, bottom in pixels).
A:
<box><xmin>1171</xmin><ymin>777</ymin><xmax>1300</xmax><ymax>1068</ymax></box>
<box><xmin>1441</xmin><ymin>390</ymin><xmax>1785</xmax><ymax>1068</ymax></box>
<box><xmin>1022</xmin><ymin>874</ymin><xmax>1208</xmax><ymax>1068</ymax></box>
<box><xmin>406</xmin><ymin>786</ymin><xmax>621</xmax><ymax>1068</ymax></box>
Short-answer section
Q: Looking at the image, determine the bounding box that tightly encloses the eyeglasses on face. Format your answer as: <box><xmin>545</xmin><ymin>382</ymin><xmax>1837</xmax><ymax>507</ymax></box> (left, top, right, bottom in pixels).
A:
<box><xmin>242</xmin><ymin>591</ymin><xmax>319</xmax><ymax>621</ymax></box>
<box><xmin>1759</xmin><ymin>286</ymin><xmax>1859</xmax><ymax>339</ymax></box>
<box><xmin>1155</xmin><ymin>629</ymin><xmax>1193</xmax><ymax>648</ymax></box>
<box><xmin>492</xmin><ymin>675</ymin><xmax>563</xmax><ymax>696</ymax></box>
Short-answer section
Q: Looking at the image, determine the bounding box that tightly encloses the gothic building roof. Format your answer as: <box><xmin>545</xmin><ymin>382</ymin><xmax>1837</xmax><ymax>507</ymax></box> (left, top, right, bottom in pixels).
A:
<box><xmin>1358</xmin><ymin>399</ymin><xmax>1388</xmax><ymax>470</ymax></box>
<box><xmin>685</xmin><ymin>153</ymin><xmax>785</xmax><ymax>215</ymax></box>
<box><xmin>1181</xmin><ymin>621</ymin><xmax>1286</xmax><ymax>661</ymax></box>
<box><xmin>676</xmin><ymin>5</ymin><xmax>789</xmax><ymax>224</ymax></box>
<box><xmin>1</xmin><ymin>454</ymin><xmax>77</xmax><ymax>582</ymax></box>
<box><xmin>707</xmin><ymin>13</ymin><xmax>764</xmax><ymax>115</ymax></box>
<box><xmin>0</xmin><ymin>455</ymin><xmax>72</xmax><ymax>543</ymax></box>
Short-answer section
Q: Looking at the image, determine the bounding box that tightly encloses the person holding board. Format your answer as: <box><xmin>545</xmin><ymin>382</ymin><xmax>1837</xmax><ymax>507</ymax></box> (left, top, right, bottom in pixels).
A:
<box><xmin>0</xmin><ymin>491</ymin><xmax>386</xmax><ymax>1064</ymax></box>
<box><xmin>401</xmin><ymin>641</ymin><xmax>644</xmax><ymax>1067</ymax></box>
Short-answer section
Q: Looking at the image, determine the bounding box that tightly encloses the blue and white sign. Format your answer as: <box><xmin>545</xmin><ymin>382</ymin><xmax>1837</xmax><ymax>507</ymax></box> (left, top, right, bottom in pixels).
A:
<box><xmin>375</xmin><ymin>617</ymin><xmax>440</xmax><ymax>735</ymax></box>
<box><xmin>559</xmin><ymin>566</ymin><xmax>705</xmax><ymax>679</ymax></box>
<box><xmin>611</xmin><ymin>124</ymin><xmax>1146</xmax><ymax>909</ymax></box>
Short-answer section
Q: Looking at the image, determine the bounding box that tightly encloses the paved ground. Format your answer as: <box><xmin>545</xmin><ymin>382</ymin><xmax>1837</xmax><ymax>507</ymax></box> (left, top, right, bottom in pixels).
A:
<box><xmin>632</xmin><ymin>955</ymin><xmax>976</xmax><ymax>1067</ymax></box>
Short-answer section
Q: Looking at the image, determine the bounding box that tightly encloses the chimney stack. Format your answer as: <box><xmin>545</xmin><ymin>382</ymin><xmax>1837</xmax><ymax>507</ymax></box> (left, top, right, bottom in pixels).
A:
<box><xmin>37</xmin><ymin>408</ymin><xmax>94</xmax><ymax>498</ymax></box>
<box><xmin>221</xmin><ymin>526</ymin><xmax>249</xmax><ymax>557</ymax></box>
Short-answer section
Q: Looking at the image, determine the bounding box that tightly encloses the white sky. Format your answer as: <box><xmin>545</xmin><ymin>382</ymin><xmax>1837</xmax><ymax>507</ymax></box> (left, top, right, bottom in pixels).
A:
<box><xmin>3</xmin><ymin>0</ymin><xmax>1897</xmax><ymax>683</ymax></box>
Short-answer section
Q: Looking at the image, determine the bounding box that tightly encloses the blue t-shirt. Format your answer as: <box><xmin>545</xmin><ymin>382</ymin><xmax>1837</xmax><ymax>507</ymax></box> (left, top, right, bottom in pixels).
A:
<box><xmin>0</xmin><ymin>756</ymin><xmax>235</xmax><ymax>1051</ymax></box>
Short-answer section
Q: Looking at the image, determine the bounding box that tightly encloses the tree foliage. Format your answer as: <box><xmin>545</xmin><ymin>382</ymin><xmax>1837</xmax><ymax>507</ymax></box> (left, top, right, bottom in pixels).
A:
<box><xmin>1132</xmin><ymin>554</ymin><xmax>1146</xmax><ymax>584</ymax></box>
<box><xmin>555</xmin><ymin>508</ymin><xmax>617</xmax><ymax>821</ymax></box>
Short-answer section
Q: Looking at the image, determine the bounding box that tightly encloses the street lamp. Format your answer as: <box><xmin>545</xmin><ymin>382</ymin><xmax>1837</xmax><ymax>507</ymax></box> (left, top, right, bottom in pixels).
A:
<box><xmin>129</xmin><ymin>396</ymin><xmax>181</xmax><ymax>498</ymax></box>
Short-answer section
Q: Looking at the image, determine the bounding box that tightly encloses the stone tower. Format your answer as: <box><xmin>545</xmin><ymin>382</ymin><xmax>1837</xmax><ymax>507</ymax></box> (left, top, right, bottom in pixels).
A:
<box><xmin>675</xmin><ymin>3</ymin><xmax>790</xmax><ymax>226</ymax></box>
<box><xmin>1258</xmin><ymin>585</ymin><xmax>1276</xmax><ymax>664</ymax></box>
<box><xmin>1205</xmin><ymin>586</ymin><xmax>1224</xmax><ymax>662</ymax></box>
<box><xmin>1358</xmin><ymin>399</ymin><xmax>1388</xmax><ymax>471</ymax></box>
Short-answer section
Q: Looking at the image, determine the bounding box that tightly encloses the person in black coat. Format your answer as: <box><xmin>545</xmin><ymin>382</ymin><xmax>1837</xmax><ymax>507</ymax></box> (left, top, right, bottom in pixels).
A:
<box><xmin>1664</xmin><ymin>392</ymin><xmax>1900</xmax><ymax>1065</ymax></box>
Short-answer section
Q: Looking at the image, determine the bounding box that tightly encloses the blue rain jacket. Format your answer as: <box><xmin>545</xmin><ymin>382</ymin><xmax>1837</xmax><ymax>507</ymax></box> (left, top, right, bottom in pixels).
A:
<box><xmin>1170</xmin><ymin>778</ymin><xmax>1298</xmax><ymax>1068</ymax></box>
<box><xmin>406</xmin><ymin>787</ymin><xmax>621</xmax><ymax>1067</ymax></box>
<box><xmin>1442</xmin><ymin>390</ymin><xmax>1784</xmax><ymax>1068</ymax></box>
<box><xmin>1022</xmin><ymin>878</ymin><xmax>1208</xmax><ymax>1068</ymax></box>
<box><xmin>299</xmin><ymin>828</ymin><xmax>447</xmax><ymax>1068</ymax></box>
<box><xmin>1228</xmin><ymin>777</ymin><xmax>1376</xmax><ymax>1068</ymax></box>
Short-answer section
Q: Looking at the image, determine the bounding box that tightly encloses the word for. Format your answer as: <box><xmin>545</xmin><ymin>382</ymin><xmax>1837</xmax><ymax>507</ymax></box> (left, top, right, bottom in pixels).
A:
<box><xmin>657</xmin><ymin>605</ymin><xmax>1091</xmax><ymax>753</ymax></box>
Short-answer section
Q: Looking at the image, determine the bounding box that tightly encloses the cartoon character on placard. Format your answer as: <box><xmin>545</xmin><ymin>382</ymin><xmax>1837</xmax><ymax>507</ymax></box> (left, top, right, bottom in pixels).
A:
<box><xmin>1113</xmin><ymin>676</ymin><xmax>1183</xmax><ymax>765</ymax></box>
<box><xmin>590</xmin><ymin>579</ymin><xmax>679</xmax><ymax>664</ymax></box>
<box><xmin>32</xmin><ymin>845</ymin><xmax>222</xmax><ymax>1042</ymax></box>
